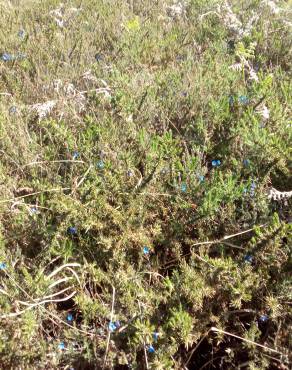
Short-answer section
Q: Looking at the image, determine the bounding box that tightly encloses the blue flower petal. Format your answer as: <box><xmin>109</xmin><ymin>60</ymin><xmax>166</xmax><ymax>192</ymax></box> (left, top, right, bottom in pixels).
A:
<box><xmin>67</xmin><ymin>313</ymin><xmax>73</xmax><ymax>322</ymax></box>
<box><xmin>181</xmin><ymin>183</ymin><xmax>187</xmax><ymax>193</ymax></box>
<box><xmin>9</xmin><ymin>106</ymin><xmax>17</xmax><ymax>114</ymax></box>
<box><xmin>239</xmin><ymin>95</ymin><xmax>249</xmax><ymax>105</ymax></box>
<box><xmin>108</xmin><ymin>321</ymin><xmax>117</xmax><ymax>332</ymax></box>
<box><xmin>0</xmin><ymin>262</ymin><xmax>6</xmax><ymax>270</ymax></box>
<box><xmin>67</xmin><ymin>226</ymin><xmax>77</xmax><ymax>235</ymax></box>
<box><xmin>58</xmin><ymin>342</ymin><xmax>65</xmax><ymax>350</ymax></box>
<box><xmin>147</xmin><ymin>345</ymin><xmax>155</xmax><ymax>353</ymax></box>
<box><xmin>143</xmin><ymin>246</ymin><xmax>150</xmax><ymax>255</ymax></box>
<box><xmin>212</xmin><ymin>160</ymin><xmax>221</xmax><ymax>167</ymax></box>
<box><xmin>153</xmin><ymin>332</ymin><xmax>159</xmax><ymax>341</ymax></box>
<box><xmin>228</xmin><ymin>96</ymin><xmax>235</xmax><ymax>106</ymax></box>
<box><xmin>244</xmin><ymin>254</ymin><xmax>253</xmax><ymax>263</ymax></box>
<box><xmin>114</xmin><ymin>320</ymin><xmax>121</xmax><ymax>328</ymax></box>
<box><xmin>18</xmin><ymin>29</ymin><xmax>25</xmax><ymax>38</ymax></box>
<box><xmin>97</xmin><ymin>160</ymin><xmax>105</xmax><ymax>169</ymax></box>
<box><xmin>259</xmin><ymin>314</ymin><xmax>268</xmax><ymax>323</ymax></box>
<box><xmin>95</xmin><ymin>54</ymin><xmax>103</xmax><ymax>62</ymax></box>
<box><xmin>72</xmin><ymin>151</ymin><xmax>79</xmax><ymax>160</ymax></box>
<box><xmin>1</xmin><ymin>53</ymin><xmax>14</xmax><ymax>62</ymax></box>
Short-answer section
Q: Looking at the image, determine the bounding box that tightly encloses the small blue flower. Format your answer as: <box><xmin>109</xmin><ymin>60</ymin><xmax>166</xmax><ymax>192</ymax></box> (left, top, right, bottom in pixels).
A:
<box><xmin>244</xmin><ymin>254</ymin><xmax>253</xmax><ymax>263</ymax></box>
<box><xmin>67</xmin><ymin>226</ymin><xmax>77</xmax><ymax>235</ymax></box>
<box><xmin>72</xmin><ymin>151</ymin><xmax>79</xmax><ymax>160</ymax></box>
<box><xmin>9</xmin><ymin>106</ymin><xmax>17</xmax><ymax>114</ymax></box>
<box><xmin>58</xmin><ymin>342</ymin><xmax>65</xmax><ymax>350</ymax></box>
<box><xmin>97</xmin><ymin>160</ymin><xmax>105</xmax><ymax>169</ymax></box>
<box><xmin>228</xmin><ymin>96</ymin><xmax>235</xmax><ymax>106</ymax></box>
<box><xmin>95</xmin><ymin>54</ymin><xmax>103</xmax><ymax>62</ymax></box>
<box><xmin>114</xmin><ymin>320</ymin><xmax>121</xmax><ymax>328</ymax></box>
<box><xmin>243</xmin><ymin>159</ymin><xmax>250</xmax><ymax>167</ymax></box>
<box><xmin>153</xmin><ymin>332</ymin><xmax>159</xmax><ymax>341</ymax></box>
<box><xmin>18</xmin><ymin>29</ymin><xmax>25</xmax><ymax>38</ymax></box>
<box><xmin>1</xmin><ymin>53</ymin><xmax>14</xmax><ymax>62</ymax></box>
<box><xmin>29</xmin><ymin>207</ymin><xmax>38</xmax><ymax>216</ymax></box>
<box><xmin>108</xmin><ymin>321</ymin><xmax>117</xmax><ymax>332</ymax></box>
<box><xmin>259</xmin><ymin>314</ymin><xmax>268</xmax><ymax>324</ymax></box>
<box><xmin>211</xmin><ymin>159</ymin><xmax>221</xmax><ymax>167</ymax></box>
<box><xmin>239</xmin><ymin>95</ymin><xmax>249</xmax><ymax>105</ymax></box>
<box><xmin>147</xmin><ymin>345</ymin><xmax>155</xmax><ymax>353</ymax></box>
<box><xmin>250</xmin><ymin>181</ymin><xmax>256</xmax><ymax>197</ymax></box>
<box><xmin>181</xmin><ymin>183</ymin><xmax>187</xmax><ymax>193</ymax></box>
<box><xmin>143</xmin><ymin>246</ymin><xmax>150</xmax><ymax>255</ymax></box>
<box><xmin>0</xmin><ymin>262</ymin><xmax>6</xmax><ymax>270</ymax></box>
<box><xmin>67</xmin><ymin>313</ymin><xmax>73</xmax><ymax>322</ymax></box>
<box><xmin>198</xmin><ymin>175</ymin><xmax>205</xmax><ymax>182</ymax></box>
<box><xmin>126</xmin><ymin>169</ymin><xmax>133</xmax><ymax>177</ymax></box>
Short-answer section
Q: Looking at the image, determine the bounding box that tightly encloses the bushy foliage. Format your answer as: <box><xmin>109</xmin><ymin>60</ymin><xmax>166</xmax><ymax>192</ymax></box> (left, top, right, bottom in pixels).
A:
<box><xmin>0</xmin><ymin>0</ymin><xmax>291</xmax><ymax>369</ymax></box>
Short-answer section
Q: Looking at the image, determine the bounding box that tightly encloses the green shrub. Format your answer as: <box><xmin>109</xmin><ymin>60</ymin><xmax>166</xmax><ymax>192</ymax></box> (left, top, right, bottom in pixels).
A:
<box><xmin>0</xmin><ymin>0</ymin><xmax>290</xmax><ymax>368</ymax></box>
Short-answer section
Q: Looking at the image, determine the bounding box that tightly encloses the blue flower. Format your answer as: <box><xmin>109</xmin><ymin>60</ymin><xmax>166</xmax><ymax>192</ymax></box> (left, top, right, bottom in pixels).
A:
<box><xmin>18</xmin><ymin>29</ymin><xmax>25</xmax><ymax>38</ymax></box>
<box><xmin>9</xmin><ymin>106</ymin><xmax>17</xmax><ymax>114</ymax></box>
<box><xmin>259</xmin><ymin>314</ymin><xmax>268</xmax><ymax>324</ymax></box>
<box><xmin>95</xmin><ymin>54</ymin><xmax>103</xmax><ymax>62</ymax></box>
<box><xmin>198</xmin><ymin>175</ymin><xmax>205</xmax><ymax>182</ymax></box>
<box><xmin>97</xmin><ymin>160</ymin><xmax>105</xmax><ymax>169</ymax></box>
<box><xmin>147</xmin><ymin>345</ymin><xmax>155</xmax><ymax>353</ymax></box>
<box><xmin>72</xmin><ymin>151</ymin><xmax>79</xmax><ymax>160</ymax></box>
<box><xmin>67</xmin><ymin>313</ymin><xmax>73</xmax><ymax>322</ymax></box>
<box><xmin>1</xmin><ymin>53</ymin><xmax>14</xmax><ymax>62</ymax></box>
<box><xmin>114</xmin><ymin>320</ymin><xmax>121</xmax><ymax>328</ymax></box>
<box><xmin>243</xmin><ymin>159</ymin><xmax>250</xmax><ymax>167</ymax></box>
<box><xmin>29</xmin><ymin>207</ymin><xmax>37</xmax><ymax>216</ymax></box>
<box><xmin>143</xmin><ymin>246</ymin><xmax>150</xmax><ymax>255</ymax></box>
<box><xmin>211</xmin><ymin>159</ymin><xmax>221</xmax><ymax>167</ymax></box>
<box><xmin>228</xmin><ymin>96</ymin><xmax>235</xmax><ymax>106</ymax></box>
<box><xmin>58</xmin><ymin>342</ymin><xmax>65</xmax><ymax>350</ymax></box>
<box><xmin>108</xmin><ymin>321</ymin><xmax>117</xmax><ymax>332</ymax></box>
<box><xmin>244</xmin><ymin>254</ymin><xmax>253</xmax><ymax>263</ymax></box>
<box><xmin>0</xmin><ymin>262</ymin><xmax>6</xmax><ymax>270</ymax></box>
<box><xmin>126</xmin><ymin>169</ymin><xmax>133</xmax><ymax>177</ymax></box>
<box><xmin>181</xmin><ymin>183</ymin><xmax>187</xmax><ymax>192</ymax></box>
<box><xmin>153</xmin><ymin>332</ymin><xmax>159</xmax><ymax>341</ymax></box>
<box><xmin>1</xmin><ymin>52</ymin><xmax>26</xmax><ymax>61</ymax></box>
<box><xmin>250</xmin><ymin>181</ymin><xmax>256</xmax><ymax>197</ymax></box>
<box><xmin>67</xmin><ymin>226</ymin><xmax>77</xmax><ymax>235</ymax></box>
<box><xmin>239</xmin><ymin>95</ymin><xmax>249</xmax><ymax>105</ymax></box>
